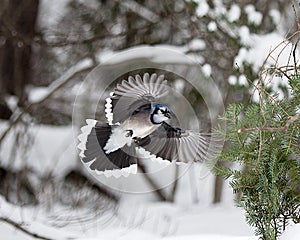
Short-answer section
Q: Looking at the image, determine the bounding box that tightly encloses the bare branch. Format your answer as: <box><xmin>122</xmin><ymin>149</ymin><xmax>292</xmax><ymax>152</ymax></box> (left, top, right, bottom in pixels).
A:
<box><xmin>137</xmin><ymin>160</ymin><xmax>168</xmax><ymax>201</ymax></box>
<box><xmin>0</xmin><ymin>217</ymin><xmax>54</xmax><ymax>240</ymax></box>
<box><xmin>0</xmin><ymin>60</ymin><xmax>97</xmax><ymax>144</ymax></box>
<box><xmin>119</xmin><ymin>0</ymin><xmax>160</xmax><ymax>23</ymax></box>
<box><xmin>292</xmin><ymin>0</ymin><xmax>300</xmax><ymax>31</ymax></box>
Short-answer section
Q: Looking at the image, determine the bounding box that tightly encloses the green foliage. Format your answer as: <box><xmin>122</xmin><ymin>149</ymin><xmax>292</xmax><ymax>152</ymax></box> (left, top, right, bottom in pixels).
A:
<box><xmin>214</xmin><ymin>76</ymin><xmax>300</xmax><ymax>239</ymax></box>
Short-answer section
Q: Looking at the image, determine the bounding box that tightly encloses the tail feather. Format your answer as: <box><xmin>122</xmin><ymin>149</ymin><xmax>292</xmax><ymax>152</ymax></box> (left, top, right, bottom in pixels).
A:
<box><xmin>77</xmin><ymin>119</ymin><xmax>137</xmax><ymax>178</ymax></box>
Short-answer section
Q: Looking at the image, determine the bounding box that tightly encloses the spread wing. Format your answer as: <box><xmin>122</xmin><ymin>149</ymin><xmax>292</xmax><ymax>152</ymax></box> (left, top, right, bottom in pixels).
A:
<box><xmin>136</xmin><ymin>122</ymin><xmax>216</xmax><ymax>163</ymax></box>
<box><xmin>77</xmin><ymin>119</ymin><xmax>137</xmax><ymax>178</ymax></box>
<box><xmin>105</xmin><ymin>72</ymin><xmax>168</xmax><ymax>124</ymax></box>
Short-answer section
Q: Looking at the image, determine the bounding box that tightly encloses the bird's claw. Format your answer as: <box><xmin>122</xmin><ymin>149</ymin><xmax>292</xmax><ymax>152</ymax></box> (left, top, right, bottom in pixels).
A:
<box><xmin>125</xmin><ymin>130</ymin><xmax>133</xmax><ymax>137</ymax></box>
<box><xmin>133</xmin><ymin>137</ymin><xmax>142</xmax><ymax>143</ymax></box>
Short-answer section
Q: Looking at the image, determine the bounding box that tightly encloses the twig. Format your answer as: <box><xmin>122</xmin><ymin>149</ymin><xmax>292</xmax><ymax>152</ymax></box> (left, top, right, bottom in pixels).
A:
<box><xmin>291</xmin><ymin>0</ymin><xmax>300</xmax><ymax>74</ymax></box>
<box><xmin>257</xmin><ymin>32</ymin><xmax>299</xmax><ymax>82</ymax></box>
<box><xmin>237</xmin><ymin>114</ymin><xmax>300</xmax><ymax>133</ymax></box>
<box><xmin>292</xmin><ymin>0</ymin><xmax>300</xmax><ymax>31</ymax></box>
<box><xmin>119</xmin><ymin>0</ymin><xmax>160</xmax><ymax>23</ymax></box>
<box><xmin>0</xmin><ymin>60</ymin><xmax>96</xmax><ymax>144</ymax></box>
<box><xmin>0</xmin><ymin>217</ymin><xmax>55</xmax><ymax>240</ymax></box>
<box><xmin>293</xmin><ymin>38</ymin><xmax>299</xmax><ymax>76</ymax></box>
<box><xmin>252</xmin><ymin>32</ymin><xmax>300</xmax><ymax>120</ymax></box>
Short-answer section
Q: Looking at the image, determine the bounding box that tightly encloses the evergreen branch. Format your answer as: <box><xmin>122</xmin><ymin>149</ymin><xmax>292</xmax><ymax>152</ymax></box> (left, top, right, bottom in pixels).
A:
<box><xmin>287</xmin><ymin>126</ymin><xmax>296</xmax><ymax>153</ymax></box>
<box><xmin>237</xmin><ymin>114</ymin><xmax>300</xmax><ymax>133</ymax></box>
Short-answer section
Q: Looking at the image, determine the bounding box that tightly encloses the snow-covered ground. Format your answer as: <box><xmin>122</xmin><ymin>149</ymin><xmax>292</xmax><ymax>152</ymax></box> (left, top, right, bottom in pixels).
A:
<box><xmin>1</xmin><ymin>33</ymin><xmax>299</xmax><ymax>240</ymax></box>
<box><xmin>2</xmin><ymin>1</ymin><xmax>299</xmax><ymax>238</ymax></box>
<box><xmin>1</xmin><ymin>195</ymin><xmax>299</xmax><ymax>239</ymax></box>
<box><xmin>0</xmin><ymin>192</ymin><xmax>256</xmax><ymax>240</ymax></box>
<box><xmin>1</xmin><ymin>182</ymin><xmax>299</xmax><ymax>240</ymax></box>
<box><xmin>0</xmin><ymin>118</ymin><xmax>279</xmax><ymax>240</ymax></box>
<box><xmin>0</xmin><ymin>122</ymin><xmax>259</xmax><ymax>240</ymax></box>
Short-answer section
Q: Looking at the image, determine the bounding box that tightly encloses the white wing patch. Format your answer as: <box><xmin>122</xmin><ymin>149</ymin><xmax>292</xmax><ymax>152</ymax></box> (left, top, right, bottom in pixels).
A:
<box><xmin>104</xmin><ymin>92</ymin><xmax>114</xmax><ymax>125</ymax></box>
<box><xmin>95</xmin><ymin>164</ymin><xmax>138</xmax><ymax>178</ymax></box>
<box><xmin>77</xmin><ymin>119</ymin><xmax>97</xmax><ymax>158</ymax></box>
<box><xmin>135</xmin><ymin>146</ymin><xmax>172</xmax><ymax>166</ymax></box>
<box><xmin>77</xmin><ymin>119</ymin><xmax>137</xmax><ymax>178</ymax></box>
<box><xmin>103</xmin><ymin>127</ymin><xmax>132</xmax><ymax>154</ymax></box>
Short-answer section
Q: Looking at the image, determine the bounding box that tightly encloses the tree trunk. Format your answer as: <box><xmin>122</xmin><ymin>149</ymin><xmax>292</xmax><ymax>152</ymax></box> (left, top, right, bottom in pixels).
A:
<box><xmin>0</xmin><ymin>0</ymin><xmax>39</xmax><ymax>115</ymax></box>
<box><xmin>213</xmin><ymin>162</ymin><xmax>224</xmax><ymax>204</ymax></box>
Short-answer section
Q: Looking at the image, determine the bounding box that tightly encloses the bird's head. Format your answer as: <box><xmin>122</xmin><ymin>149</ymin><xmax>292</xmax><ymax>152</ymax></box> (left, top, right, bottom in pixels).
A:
<box><xmin>150</xmin><ymin>104</ymin><xmax>171</xmax><ymax>124</ymax></box>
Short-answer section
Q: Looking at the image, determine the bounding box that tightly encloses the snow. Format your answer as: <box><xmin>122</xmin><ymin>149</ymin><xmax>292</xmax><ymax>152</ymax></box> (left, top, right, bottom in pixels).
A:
<box><xmin>166</xmin><ymin>236</ymin><xmax>255</xmax><ymax>240</ymax></box>
<box><xmin>227</xmin><ymin>4</ymin><xmax>241</xmax><ymax>23</ymax></box>
<box><xmin>1</xmin><ymin>0</ymin><xmax>297</xmax><ymax>239</ymax></box>
<box><xmin>2</xmin><ymin>33</ymin><xmax>296</xmax><ymax>240</ymax></box>
<box><xmin>5</xmin><ymin>95</ymin><xmax>18</xmax><ymax>110</ymax></box>
<box><xmin>0</xmin><ymin>122</ymin><xmax>256</xmax><ymax>240</ymax></box>
<box><xmin>28</xmin><ymin>87</ymin><xmax>50</xmax><ymax>102</ymax></box>
<box><xmin>228</xmin><ymin>75</ymin><xmax>237</xmax><ymax>85</ymax></box>
<box><xmin>0</xmin><ymin>122</ymin><xmax>77</xmax><ymax>177</ymax></box>
<box><xmin>244</xmin><ymin>5</ymin><xmax>262</xmax><ymax>26</ymax></box>
<box><xmin>238</xmin><ymin>26</ymin><xmax>252</xmax><ymax>46</ymax></box>
<box><xmin>188</xmin><ymin>39</ymin><xmax>206</xmax><ymax>51</ymax></box>
<box><xmin>235</xmin><ymin>32</ymin><xmax>294</xmax><ymax>72</ymax></box>
<box><xmin>280</xmin><ymin>224</ymin><xmax>300</xmax><ymax>240</ymax></box>
<box><xmin>28</xmin><ymin>58</ymin><xmax>94</xmax><ymax>103</ymax></box>
<box><xmin>38</xmin><ymin>0</ymin><xmax>70</xmax><ymax>28</ymax></box>
<box><xmin>0</xmin><ymin>194</ymin><xmax>256</xmax><ymax>240</ymax></box>
<box><xmin>212</xmin><ymin>0</ymin><xmax>226</xmax><ymax>16</ymax></box>
<box><xmin>3</xmin><ymin>2</ymin><xmax>298</xmax><ymax>239</ymax></box>
<box><xmin>195</xmin><ymin>0</ymin><xmax>209</xmax><ymax>17</ymax></box>
<box><xmin>250</xmin><ymin>79</ymin><xmax>259</xmax><ymax>103</ymax></box>
<box><xmin>208</xmin><ymin>21</ymin><xmax>217</xmax><ymax>32</ymax></box>
<box><xmin>234</xmin><ymin>31</ymin><xmax>297</xmax><ymax>101</ymax></box>
<box><xmin>0</xmin><ymin>196</ymin><xmax>77</xmax><ymax>240</ymax></box>
<box><xmin>238</xmin><ymin>75</ymin><xmax>248</xmax><ymax>87</ymax></box>
<box><xmin>1</xmin><ymin>223</ymin><xmax>34</xmax><ymax>240</ymax></box>
<box><xmin>114</xmin><ymin>198</ymin><xmax>255</xmax><ymax>238</ymax></box>
<box><xmin>97</xmin><ymin>45</ymin><xmax>189</xmax><ymax>65</ymax></box>
<box><xmin>269</xmin><ymin>9</ymin><xmax>281</xmax><ymax>25</ymax></box>
<box><xmin>202</xmin><ymin>64</ymin><xmax>212</xmax><ymax>77</ymax></box>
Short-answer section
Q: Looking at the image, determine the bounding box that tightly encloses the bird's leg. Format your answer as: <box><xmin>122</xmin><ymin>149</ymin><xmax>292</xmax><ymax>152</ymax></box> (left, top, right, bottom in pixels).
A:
<box><xmin>125</xmin><ymin>130</ymin><xmax>142</xmax><ymax>143</ymax></box>
<box><xmin>133</xmin><ymin>136</ymin><xmax>142</xmax><ymax>143</ymax></box>
<box><xmin>125</xmin><ymin>130</ymin><xmax>133</xmax><ymax>137</ymax></box>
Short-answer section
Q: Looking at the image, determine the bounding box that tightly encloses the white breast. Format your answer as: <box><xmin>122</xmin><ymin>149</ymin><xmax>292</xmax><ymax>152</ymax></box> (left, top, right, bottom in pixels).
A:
<box><xmin>122</xmin><ymin>115</ymin><xmax>158</xmax><ymax>138</ymax></box>
<box><xmin>103</xmin><ymin>114</ymin><xmax>159</xmax><ymax>154</ymax></box>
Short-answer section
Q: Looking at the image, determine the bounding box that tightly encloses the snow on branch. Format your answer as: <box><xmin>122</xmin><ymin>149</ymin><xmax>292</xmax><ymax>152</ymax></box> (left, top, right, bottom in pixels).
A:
<box><xmin>120</xmin><ymin>0</ymin><xmax>160</xmax><ymax>23</ymax></box>
<box><xmin>0</xmin><ymin>59</ymin><xmax>97</xmax><ymax>144</ymax></box>
<box><xmin>31</xmin><ymin>59</ymin><xmax>94</xmax><ymax>104</ymax></box>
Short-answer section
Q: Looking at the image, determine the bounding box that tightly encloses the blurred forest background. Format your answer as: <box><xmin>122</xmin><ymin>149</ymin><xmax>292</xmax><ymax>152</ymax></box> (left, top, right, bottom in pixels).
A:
<box><xmin>0</xmin><ymin>0</ymin><xmax>299</xmax><ymax>239</ymax></box>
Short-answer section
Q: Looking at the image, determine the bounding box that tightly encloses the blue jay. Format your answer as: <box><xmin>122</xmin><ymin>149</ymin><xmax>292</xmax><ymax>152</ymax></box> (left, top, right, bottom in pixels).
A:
<box><xmin>78</xmin><ymin>73</ymin><xmax>213</xmax><ymax>177</ymax></box>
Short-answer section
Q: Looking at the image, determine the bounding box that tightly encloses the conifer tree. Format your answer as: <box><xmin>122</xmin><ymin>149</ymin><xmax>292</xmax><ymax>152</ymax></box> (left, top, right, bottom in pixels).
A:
<box><xmin>214</xmin><ymin>41</ymin><xmax>300</xmax><ymax>239</ymax></box>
